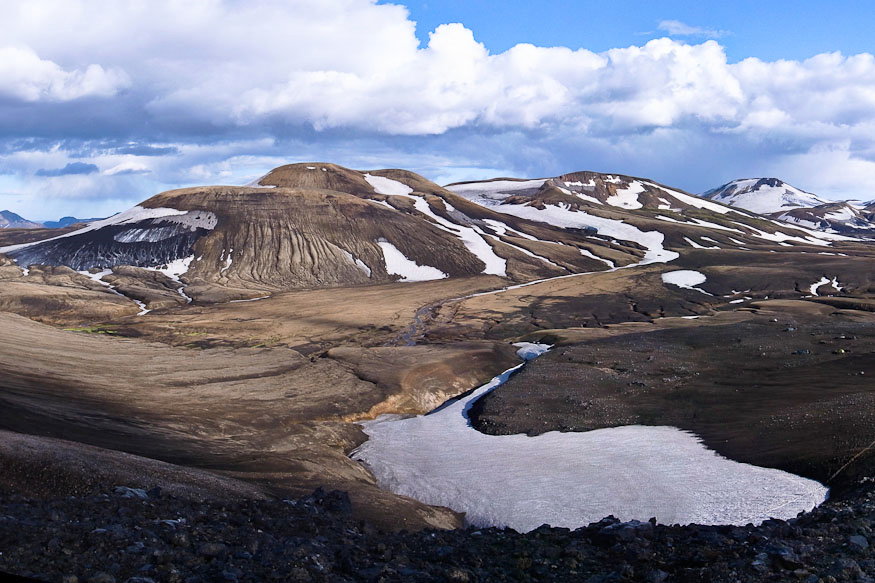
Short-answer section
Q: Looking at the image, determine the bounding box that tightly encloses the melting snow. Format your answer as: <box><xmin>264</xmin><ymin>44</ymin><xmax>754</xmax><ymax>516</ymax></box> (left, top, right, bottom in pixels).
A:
<box><xmin>77</xmin><ymin>269</ymin><xmax>151</xmax><ymax>315</ymax></box>
<box><xmin>353</xmin><ymin>358</ymin><xmax>827</xmax><ymax>532</ymax></box>
<box><xmin>386</xmin><ymin>193</ymin><xmax>507</xmax><ymax>276</ymax></box>
<box><xmin>378</xmin><ymin>240</ymin><xmax>447</xmax><ymax>282</ymax></box>
<box><xmin>809</xmin><ymin>276</ymin><xmax>843</xmax><ymax>296</ymax></box>
<box><xmin>340</xmin><ymin>249</ymin><xmax>372</xmax><ymax>277</ymax></box>
<box><xmin>662</xmin><ymin>270</ymin><xmax>711</xmax><ymax>295</ymax></box>
<box><xmin>684</xmin><ymin>237</ymin><xmax>720</xmax><ymax>250</ymax></box>
<box><xmin>363</xmin><ymin>173</ymin><xmax>413</xmax><ymax>196</ymax></box>
<box><xmin>482</xmin><ymin>203</ymin><xmax>678</xmax><ymax>264</ymax></box>
<box><xmin>607</xmin><ymin>181</ymin><xmax>645</xmax><ymax>210</ymax></box>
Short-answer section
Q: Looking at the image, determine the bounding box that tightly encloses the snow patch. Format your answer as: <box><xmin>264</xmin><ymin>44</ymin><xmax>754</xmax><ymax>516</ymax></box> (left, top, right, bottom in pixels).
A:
<box><xmin>353</xmin><ymin>359</ymin><xmax>827</xmax><ymax>532</ymax></box>
<box><xmin>388</xmin><ymin>192</ymin><xmax>507</xmax><ymax>276</ymax></box>
<box><xmin>809</xmin><ymin>276</ymin><xmax>843</xmax><ymax>296</ymax></box>
<box><xmin>340</xmin><ymin>249</ymin><xmax>372</xmax><ymax>277</ymax></box>
<box><xmin>607</xmin><ymin>181</ymin><xmax>645</xmax><ymax>210</ymax></box>
<box><xmin>484</xmin><ymin>203</ymin><xmax>678</xmax><ymax>264</ymax></box>
<box><xmin>683</xmin><ymin>237</ymin><xmax>720</xmax><ymax>250</ymax></box>
<box><xmin>378</xmin><ymin>240</ymin><xmax>447</xmax><ymax>282</ymax></box>
<box><xmin>363</xmin><ymin>173</ymin><xmax>413</xmax><ymax>196</ymax></box>
<box><xmin>662</xmin><ymin>270</ymin><xmax>711</xmax><ymax>295</ymax></box>
<box><xmin>77</xmin><ymin>269</ymin><xmax>151</xmax><ymax>315</ymax></box>
<box><xmin>513</xmin><ymin>342</ymin><xmax>552</xmax><ymax>361</ymax></box>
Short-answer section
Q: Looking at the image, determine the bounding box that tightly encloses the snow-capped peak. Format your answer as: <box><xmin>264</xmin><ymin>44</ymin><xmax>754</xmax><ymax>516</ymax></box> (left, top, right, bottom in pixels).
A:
<box><xmin>701</xmin><ymin>178</ymin><xmax>828</xmax><ymax>215</ymax></box>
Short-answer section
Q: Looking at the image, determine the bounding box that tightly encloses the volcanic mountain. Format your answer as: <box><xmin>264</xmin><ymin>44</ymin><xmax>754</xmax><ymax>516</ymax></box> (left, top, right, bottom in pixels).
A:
<box><xmin>0</xmin><ymin>164</ymin><xmax>858</xmax><ymax>312</ymax></box>
<box><xmin>702</xmin><ymin>178</ymin><xmax>875</xmax><ymax>236</ymax></box>
<box><xmin>0</xmin><ymin>210</ymin><xmax>41</xmax><ymax>229</ymax></box>
<box><xmin>0</xmin><ymin>164</ymin><xmax>648</xmax><ymax>300</ymax></box>
<box><xmin>446</xmin><ymin>170</ymin><xmax>845</xmax><ymax>251</ymax></box>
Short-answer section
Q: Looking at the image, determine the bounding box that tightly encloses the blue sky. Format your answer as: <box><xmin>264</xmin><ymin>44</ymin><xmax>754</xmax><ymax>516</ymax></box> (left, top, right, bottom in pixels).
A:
<box><xmin>404</xmin><ymin>0</ymin><xmax>875</xmax><ymax>61</ymax></box>
<box><xmin>1</xmin><ymin>0</ymin><xmax>874</xmax><ymax>220</ymax></box>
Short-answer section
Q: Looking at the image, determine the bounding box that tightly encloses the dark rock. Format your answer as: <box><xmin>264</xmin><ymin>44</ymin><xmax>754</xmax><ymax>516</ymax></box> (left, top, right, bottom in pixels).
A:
<box><xmin>196</xmin><ymin>542</ymin><xmax>227</xmax><ymax>558</ymax></box>
<box><xmin>112</xmin><ymin>487</ymin><xmax>148</xmax><ymax>500</ymax></box>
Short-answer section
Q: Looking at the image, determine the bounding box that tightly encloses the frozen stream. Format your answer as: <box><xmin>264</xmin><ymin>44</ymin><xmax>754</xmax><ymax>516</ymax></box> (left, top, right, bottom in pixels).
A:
<box><xmin>352</xmin><ymin>344</ymin><xmax>828</xmax><ymax>532</ymax></box>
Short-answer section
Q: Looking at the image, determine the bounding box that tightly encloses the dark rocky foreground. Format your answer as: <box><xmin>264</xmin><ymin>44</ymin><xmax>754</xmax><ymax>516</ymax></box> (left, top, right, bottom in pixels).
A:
<box><xmin>4</xmin><ymin>482</ymin><xmax>875</xmax><ymax>583</ymax></box>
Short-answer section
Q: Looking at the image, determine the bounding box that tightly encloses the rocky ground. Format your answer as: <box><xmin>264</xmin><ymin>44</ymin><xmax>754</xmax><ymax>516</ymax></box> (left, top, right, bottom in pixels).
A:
<box><xmin>4</xmin><ymin>480</ymin><xmax>875</xmax><ymax>583</ymax></box>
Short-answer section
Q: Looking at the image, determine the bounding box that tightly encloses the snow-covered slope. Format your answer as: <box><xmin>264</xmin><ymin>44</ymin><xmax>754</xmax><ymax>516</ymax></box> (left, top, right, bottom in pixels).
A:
<box><xmin>701</xmin><ymin>178</ymin><xmax>828</xmax><ymax>215</ymax></box>
<box><xmin>447</xmin><ymin>171</ymin><xmax>844</xmax><ymax>253</ymax></box>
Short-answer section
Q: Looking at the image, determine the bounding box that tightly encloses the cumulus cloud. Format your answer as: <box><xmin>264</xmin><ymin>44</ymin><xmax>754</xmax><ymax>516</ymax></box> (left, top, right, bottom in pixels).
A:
<box><xmin>657</xmin><ymin>20</ymin><xmax>728</xmax><ymax>38</ymax></box>
<box><xmin>35</xmin><ymin>161</ymin><xmax>99</xmax><ymax>176</ymax></box>
<box><xmin>1</xmin><ymin>0</ymin><xmax>875</xmax><ymax>214</ymax></box>
<box><xmin>0</xmin><ymin>46</ymin><xmax>128</xmax><ymax>102</ymax></box>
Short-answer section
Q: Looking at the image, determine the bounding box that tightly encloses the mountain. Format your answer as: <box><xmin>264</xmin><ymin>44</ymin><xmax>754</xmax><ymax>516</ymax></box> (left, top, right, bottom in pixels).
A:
<box><xmin>774</xmin><ymin>200</ymin><xmax>875</xmax><ymax>234</ymax></box>
<box><xmin>701</xmin><ymin>178</ymin><xmax>875</xmax><ymax>235</ymax></box>
<box><xmin>0</xmin><ymin>164</ymin><xmax>657</xmax><ymax>298</ymax></box>
<box><xmin>0</xmin><ymin>210</ymin><xmax>41</xmax><ymax>229</ymax></box>
<box><xmin>0</xmin><ymin>163</ymin><xmax>857</xmax><ymax>309</ymax></box>
<box><xmin>701</xmin><ymin>178</ymin><xmax>828</xmax><ymax>214</ymax></box>
<box><xmin>42</xmin><ymin>216</ymin><xmax>104</xmax><ymax>229</ymax></box>
<box><xmin>447</xmin><ymin>170</ymin><xmax>842</xmax><ymax>252</ymax></box>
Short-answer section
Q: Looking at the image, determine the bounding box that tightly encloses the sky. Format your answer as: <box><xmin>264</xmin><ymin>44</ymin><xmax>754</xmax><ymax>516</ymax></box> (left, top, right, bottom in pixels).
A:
<box><xmin>1</xmin><ymin>0</ymin><xmax>875</xmax><ymax>220</ymax></box>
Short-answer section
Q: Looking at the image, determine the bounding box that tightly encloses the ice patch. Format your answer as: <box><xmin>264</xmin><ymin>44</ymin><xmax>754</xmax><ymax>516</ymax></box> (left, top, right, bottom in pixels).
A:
<box><xmin>378</xmin><ymin>240</ymin><xmax>447</xmax><ymax>282</ymax></box>
<box><xmin>353</xmin><ymin>360</ymin><xmax>827</xmax><ymax>532</ymax></box>
<box><xmin>513</xmin><ymin>342</ymin><xmax>551</xmax><ymax>360</ymax></box>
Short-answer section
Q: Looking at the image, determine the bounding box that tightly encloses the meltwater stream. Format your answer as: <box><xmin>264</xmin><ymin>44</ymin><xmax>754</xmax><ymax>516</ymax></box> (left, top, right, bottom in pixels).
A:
<box><xmin>352</xmin><ymin>343</ymin><xmax>828</xmax><ymax>533</ymax></box>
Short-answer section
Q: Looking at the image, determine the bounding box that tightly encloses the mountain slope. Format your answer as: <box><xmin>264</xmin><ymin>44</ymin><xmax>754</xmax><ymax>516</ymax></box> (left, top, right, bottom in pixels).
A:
<box><xmin>0</xmin><ymin>210</ymin><xmax>41</xmax><ymax>229</ymax></box>
<box><xmin>447</xmin><ymin>171</ymin><xmax>845</xmax><ymax>255</ymax></box>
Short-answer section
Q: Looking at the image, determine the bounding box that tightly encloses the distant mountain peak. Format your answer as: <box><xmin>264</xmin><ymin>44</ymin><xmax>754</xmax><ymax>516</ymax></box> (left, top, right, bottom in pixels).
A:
<box><xmin>701</xmin><ymin>178</ymin><xmax>828</xmax><ymax>215</ymax></box>
<box><xmin>0</xmin><ymin>210</ymin><xmax>42</xmax><ymax>229</ymax></box>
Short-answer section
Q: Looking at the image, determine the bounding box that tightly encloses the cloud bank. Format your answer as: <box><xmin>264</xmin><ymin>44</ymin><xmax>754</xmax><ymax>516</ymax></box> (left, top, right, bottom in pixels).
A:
<box><xmin>1</xmin><ymin>0</ymin><xmax>875</xmax><ymax>217</ymax></box>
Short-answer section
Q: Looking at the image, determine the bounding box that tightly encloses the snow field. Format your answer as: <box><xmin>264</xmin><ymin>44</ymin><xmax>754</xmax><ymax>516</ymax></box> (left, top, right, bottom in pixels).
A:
<box><xmin>377</xmin><ymin>240</ymin><xmax>446</xmax><ymax>282</ymax></box>
<box><xmin>353</xmin><ymin>356</ymin><xmax>827</xmax><ymax>532</ymax></box>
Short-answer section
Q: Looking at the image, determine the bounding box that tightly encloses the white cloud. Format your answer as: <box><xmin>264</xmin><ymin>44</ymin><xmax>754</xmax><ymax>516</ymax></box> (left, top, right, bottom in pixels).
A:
<box><xmin>657</xmin><ymin>20</ymin><xmax>728</xmax><ymax>38</ymax></box>
<box><xmin>1</xmin><ymin>0</ymin><xmax>875</xmax><ymax>207</ymax></box>
<box><xmin>104</xmin><ymin>161</ymin><xmax>151</xmax><ymax>176</ymax></box>
<box><xmin>0</xmin><ymin>46</ymin><xmax>128</xmax><ymax>102</ymax></box>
